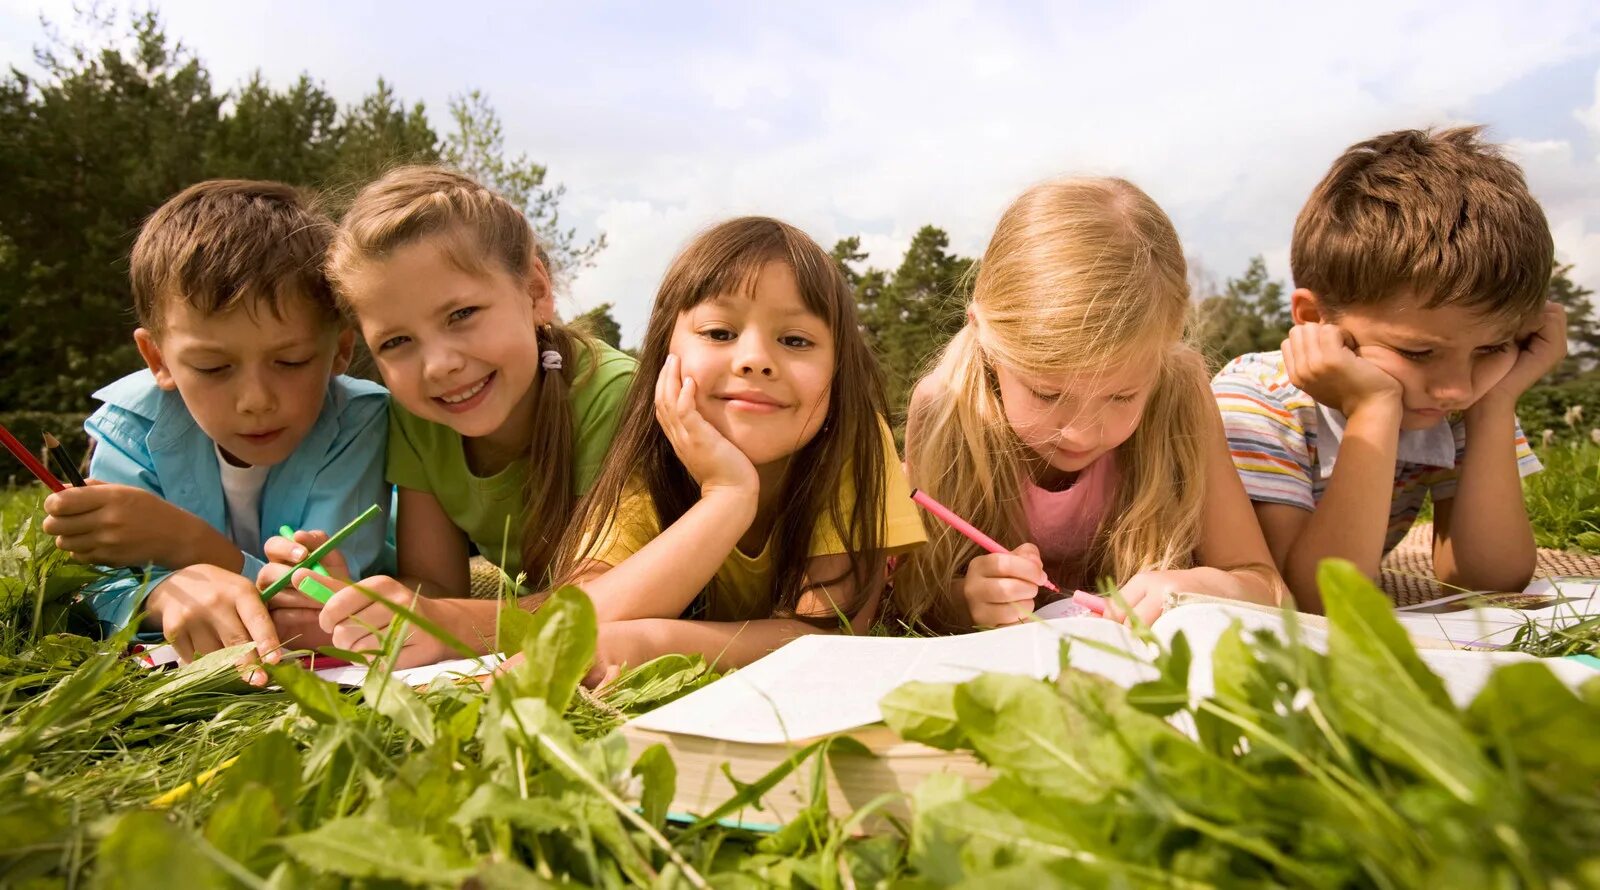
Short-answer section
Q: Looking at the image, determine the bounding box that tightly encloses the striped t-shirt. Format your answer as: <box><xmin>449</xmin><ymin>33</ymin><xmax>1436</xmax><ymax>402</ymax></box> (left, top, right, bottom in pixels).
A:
<box><xmin>1211</xmin><ymin>351</ymin><xmax>1541</xmax><ymax>554</ymax></box>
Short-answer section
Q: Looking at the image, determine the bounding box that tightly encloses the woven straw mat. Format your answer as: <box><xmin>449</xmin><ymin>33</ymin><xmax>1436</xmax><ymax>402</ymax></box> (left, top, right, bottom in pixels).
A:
<box><xmin>1380</xmin><ymin>522</ymin><xmax>1600</xmax><ymax>605</ymax></box>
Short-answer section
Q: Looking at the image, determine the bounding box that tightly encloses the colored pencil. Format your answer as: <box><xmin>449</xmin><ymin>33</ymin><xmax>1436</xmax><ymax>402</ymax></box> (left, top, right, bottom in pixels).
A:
<box><xmin>259</xmin><ymin>504</ymin><xmax>381</xmax><ymax>602</ymax></box>
<box><xmin>910</xmin><ymin>488</ymin><xmax>1060</xmax><ymax>593</ymax></box>
<box><xmin>908</xmin><ymin>489</ymin><xmax>1110</xmax><ymax>616</ymax></box>
<box><xmin>0</xmin><ymin>422</ymin><xmax>64</xmax><ymax>492</ymax></box>
<box><xmin>277</xmin><ymin>524</ymin><xmax>338</xmax><ymax>604</ymax></box>
<box><xmin>43</xmin><ymin>433</ymin><xmax>87</xmax><ymax>487</ymax></box>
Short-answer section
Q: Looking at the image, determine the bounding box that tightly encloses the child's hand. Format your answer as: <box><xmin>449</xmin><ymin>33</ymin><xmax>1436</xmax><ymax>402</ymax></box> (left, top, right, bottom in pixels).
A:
<box><xmin>147</xmin><ymin>564</ymin><xmax>285</xmax><ymax>686</ymax></box>
<box><xmin>1105</xmin><ymin>568</ymin><xmax>1193</xmax><ymax>626</ymax></box>
<box><xmin>1282</xmin><ymin>323</ymin><xmax>1402</xmax><ymax>418</ymax></box>
<box><xmin>584</xmin><ymin>620</ymin><xmax>663</xmax><ymax>689</ymax></box>
<box><xmin>655</xmin><ymin>354</ymin><xmax>758</xmax><ymax>497</ymax></box>
<box><xmin>262</xmin><ymin>529</ymin><xmax>353</xmax><ymax>588</ymax></box>
<box><xmin>315</xmin><ymin>575</ymin><xmax>457</xmax><ymax>669</ymax></box>
<box><xmin>961</xmin><ymin>543</ymin><xmax>1049</xmax><ymax>627</ymax></box>
<box><xmin>43</xmin><ymin>482</ymin><xmax>213</xmax><ymax>568</ymax></box>
<box><xmin>1484</xmin><ymin>302</ymin><xmax>1567</xmax><ymax>404</ymax></box>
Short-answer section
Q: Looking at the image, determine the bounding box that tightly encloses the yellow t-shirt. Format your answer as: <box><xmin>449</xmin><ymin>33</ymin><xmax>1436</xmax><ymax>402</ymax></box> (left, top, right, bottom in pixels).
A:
<box><xmin>583</xmin><ymin>418</ymin><xmax>926</xmax><ymax>621</ymax></box>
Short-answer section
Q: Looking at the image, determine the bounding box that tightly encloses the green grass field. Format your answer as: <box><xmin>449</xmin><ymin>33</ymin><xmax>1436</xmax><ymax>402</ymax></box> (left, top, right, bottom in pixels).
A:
<box><xmin>2</xmin><ymin>447</ymin><xmax>1598</xmax><ymax>885</ymax></box>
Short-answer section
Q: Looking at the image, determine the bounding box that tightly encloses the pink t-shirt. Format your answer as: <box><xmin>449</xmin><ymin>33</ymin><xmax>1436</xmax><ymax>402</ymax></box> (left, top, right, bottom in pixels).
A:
<box><xmin>1022</xmin><ymin>450</ymin><xmax>1118</xmax><ymax>591</ymax></box>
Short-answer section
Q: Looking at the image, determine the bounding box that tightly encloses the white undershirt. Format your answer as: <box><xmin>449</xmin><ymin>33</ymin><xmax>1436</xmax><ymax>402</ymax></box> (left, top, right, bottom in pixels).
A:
<box><xmin>215</xmin><ymin>444</ymin><xmax>270</xmax><ymax>552</ymax></box>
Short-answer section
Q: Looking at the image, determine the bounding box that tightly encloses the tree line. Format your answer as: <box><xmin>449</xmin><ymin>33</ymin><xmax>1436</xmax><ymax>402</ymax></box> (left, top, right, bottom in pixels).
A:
<box><xmin>3</xmin><ymin>10</ymin><xmax>1594</xmax><ymax>432</ymax></box>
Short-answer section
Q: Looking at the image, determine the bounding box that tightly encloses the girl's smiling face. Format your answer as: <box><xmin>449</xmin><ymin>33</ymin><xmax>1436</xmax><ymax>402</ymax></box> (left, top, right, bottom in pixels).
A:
<box><xmin>345</xmin><ymin>236</ymin><xmax>554</xmax><ymax>444</ymax></box>
<box><xmin>668</xmin><ymin>261</ymin><xmax>836</xmax><ymax>468</ymax></box>
<box><xmin>992</xmin><ymin>354</ymin><xmax>1159</xmax><ymax>481</ymax></box>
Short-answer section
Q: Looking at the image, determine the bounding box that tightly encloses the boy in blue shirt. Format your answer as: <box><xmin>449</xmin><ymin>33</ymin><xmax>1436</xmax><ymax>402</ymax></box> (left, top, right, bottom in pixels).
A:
<box><xmin>41</xmin><ymin>180</ymin><xmax>391</xmax><ymax>674</ymax></box>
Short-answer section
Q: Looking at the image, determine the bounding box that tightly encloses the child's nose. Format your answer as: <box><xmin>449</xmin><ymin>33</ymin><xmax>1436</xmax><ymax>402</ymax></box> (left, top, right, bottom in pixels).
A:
<box><xmin>237</xmin><ymin>373</ymin><xmax>276</xmax><ymax>415</ymax></box>
<box><xmin>732</xmin><ymin>340</ymin><xmax>775</xmax><ymax>378</ymax></box>
<box><xmin>422</xmin><ymin>343</ymin><xmax>466</xmax><ymax>381</ymax></box>
<box><xmin>1429</xmin><ymin>365</ymin><xmax>1474</xmax><ymax>406</ymax></box>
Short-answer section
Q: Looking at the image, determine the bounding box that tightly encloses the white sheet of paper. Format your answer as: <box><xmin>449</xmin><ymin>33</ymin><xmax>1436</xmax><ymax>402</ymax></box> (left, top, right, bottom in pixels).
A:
<box><xmin>628</xmin><ymin>618</ymin><xmax>1158</xmax><ymax>744</ymax></box>
<box><xmin>314</xmin><ymin>655</ymin><xmax>505</xmax><ymax>687</ymax></box>
<box><xmin>627</xmin><ymin>602</ymin><xmax>1600</xmax><ymax>745</ymax></box>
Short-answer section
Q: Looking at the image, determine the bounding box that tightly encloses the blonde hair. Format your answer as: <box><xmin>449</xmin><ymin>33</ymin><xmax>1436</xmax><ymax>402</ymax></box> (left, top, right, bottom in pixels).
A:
<box><xmin>327</xmin><ymin>165</ymin><xmax>596</xmax><ymax>586</ymax></box>
<box><xmin>893</xmin><ymin>178</ymin><xmax>1214</xmax><ymax>632</ymax></box>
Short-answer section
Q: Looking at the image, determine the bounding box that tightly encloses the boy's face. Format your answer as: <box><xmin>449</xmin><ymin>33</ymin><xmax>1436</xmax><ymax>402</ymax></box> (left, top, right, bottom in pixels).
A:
<box><xmin>135</xmin><ymin>295</ymin><xmax>354</xmax><ymax>467</ymax></box>
<box><xmin>668</xmin><ymin>262</ymin><xmax>835</xmax><ymax>468</ymax></box>
<box><xmin>1292</xmin><ymin>289</ymin><xmax>1523</xmax><ymax>430</ymax></box>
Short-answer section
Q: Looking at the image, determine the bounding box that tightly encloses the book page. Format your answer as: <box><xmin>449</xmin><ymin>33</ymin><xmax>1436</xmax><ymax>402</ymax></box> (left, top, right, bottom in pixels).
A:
<box><xmin>628</xmin><ymin>618</ymin><xmax>1161</xmax><ymax>744</ymax></box>
<box><xmin>314</xmin><ymin>655</ymin><xmax>505</xmax><ymax>687</ymax></box>
<box><xmin>628</xmin><ymin>601</ymin><xmax>1600</xmax><ymax>745</ymax></box>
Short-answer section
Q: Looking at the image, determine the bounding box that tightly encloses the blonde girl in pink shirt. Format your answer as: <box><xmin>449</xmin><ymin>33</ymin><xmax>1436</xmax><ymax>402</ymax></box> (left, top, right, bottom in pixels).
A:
<box><xmin>895</xmin><ymin>178</ymin><xmax>1286</xmax><ymax>631</ymax></box>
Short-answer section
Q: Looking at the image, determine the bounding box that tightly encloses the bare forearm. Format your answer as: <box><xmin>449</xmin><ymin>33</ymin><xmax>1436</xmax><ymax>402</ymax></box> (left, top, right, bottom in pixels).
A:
<box><xmin>618</xmin><ymin>616</ymin><xmax>829</xmax><ymax>670</ymax></box>
<box><xmin>1282</xmin><ymin>404</ymin><xmax>1401</xmax><ymax>611</ymax></box>
<box><xmin>585</xmin><ymin>490</ymin><xmax>756</xmax><ymax>622</ymax></box>
<box><xmin>1439</xmin><ymin>396</ymin><xmax>1535</xmax><ymax>589</ymax></box>
<box><xmin>1188</xmin><ymin>565</ymin><xmax>1286</xmax><ymax>608</ymax></box>
<box><xmin>170</xmin><ymin>513</ymin><xmax>244</xmax><ymax>573</ymax></box>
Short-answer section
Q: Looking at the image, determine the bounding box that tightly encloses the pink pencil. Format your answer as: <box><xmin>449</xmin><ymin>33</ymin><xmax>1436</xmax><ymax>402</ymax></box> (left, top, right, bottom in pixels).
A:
<box><xmin>909</xmin><ymin>489</ymin><xmax>1107</xmax><ymax>615</ymax></box>
<box><xmin>910</xmin><ymin>488</ymin><xmax>1061</xmax><ymax>592</ymax></box>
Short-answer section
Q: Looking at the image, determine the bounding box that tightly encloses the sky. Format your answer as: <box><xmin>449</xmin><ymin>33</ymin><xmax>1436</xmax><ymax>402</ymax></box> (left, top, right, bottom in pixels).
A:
<box><xmin>4</xmin><ymin>1</ymin><xmax>1599</xmax><ymax>344</ymax></box>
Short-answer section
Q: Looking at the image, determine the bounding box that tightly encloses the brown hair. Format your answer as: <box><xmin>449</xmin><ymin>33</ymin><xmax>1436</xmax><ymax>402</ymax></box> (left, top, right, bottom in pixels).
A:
<box><xmin>1291</xmin><ymin>126</ymin><xmax>1553</xmax><ymax>321</ymax></box>
<box><xmin>327</xmin><ymin>165</ymin><xmax>596</xmax><ymax>586</ymax></box>
<box><xmin>131</xmin><ymin>179</ymin><xmax>337</xmax><ymax>331</ymax></box>
<box><xmin>554</xmin><ymin>217</ymin><xmax>889</xmax><ymax>624</ymax></box>
<box><xmin>892</xmin><ymin>178</ymin><xmax>1212</xmax><ymax>633</ymax></box>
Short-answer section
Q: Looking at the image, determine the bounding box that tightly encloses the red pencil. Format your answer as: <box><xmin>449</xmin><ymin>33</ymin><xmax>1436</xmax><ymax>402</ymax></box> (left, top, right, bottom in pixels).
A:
<box><xmin>0</xmin><ymin>422</ymin><xmax>64</xmax><ymax>492</ymax></box>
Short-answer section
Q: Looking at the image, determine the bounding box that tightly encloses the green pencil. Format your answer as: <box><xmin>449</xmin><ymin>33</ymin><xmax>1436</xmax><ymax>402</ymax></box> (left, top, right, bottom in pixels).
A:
<box><xmin>277</xmin><ymin>524</ymin><xmax>337</xmax><ymax>604</ymax></box>
<box><xmin>259</xmin><ymin>503</ymin><xmax>382</xmax><ymax>603</ymax></box>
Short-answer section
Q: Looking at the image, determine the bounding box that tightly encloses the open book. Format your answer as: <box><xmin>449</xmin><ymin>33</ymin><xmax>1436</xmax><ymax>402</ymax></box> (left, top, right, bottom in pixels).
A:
<box><xmin>622</xmin><ymin>597</ymin><xmax>1600</xmax><ymax>827</ymax></box>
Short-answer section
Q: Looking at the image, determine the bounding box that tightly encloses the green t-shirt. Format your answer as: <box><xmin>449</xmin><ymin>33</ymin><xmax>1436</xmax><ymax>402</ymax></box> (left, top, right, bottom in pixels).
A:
<box><xmin>387</xmin><ymin>339</ymin><xmax>636</xmax><ymax>580</ymax></box>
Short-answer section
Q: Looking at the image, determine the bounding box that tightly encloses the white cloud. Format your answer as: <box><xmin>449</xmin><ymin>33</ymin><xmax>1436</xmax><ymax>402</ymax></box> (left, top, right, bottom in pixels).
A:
<box><xmin>5</xmin><ymin>0</ymin><xmax>1598</xmax><ymax>337</ymax></box>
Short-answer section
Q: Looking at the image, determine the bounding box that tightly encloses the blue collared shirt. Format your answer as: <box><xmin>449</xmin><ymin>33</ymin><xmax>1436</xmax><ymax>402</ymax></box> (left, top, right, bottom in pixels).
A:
<box><xmin>81</xmin><ymin>369</ymin><xmax>395</xmax><ymax>633</ymax></box>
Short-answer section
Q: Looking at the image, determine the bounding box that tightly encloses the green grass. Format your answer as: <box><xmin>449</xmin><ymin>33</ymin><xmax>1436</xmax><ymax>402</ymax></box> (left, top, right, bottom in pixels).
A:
<box><xmin>1523</xmin><ymin>442</ymin><xmax>1600</xmax><ymax>551</ymax></box>
<box><xmin>3</xmin><ymin>455</ymin><xmax>1600</xmax><ymax>885</ymax></box>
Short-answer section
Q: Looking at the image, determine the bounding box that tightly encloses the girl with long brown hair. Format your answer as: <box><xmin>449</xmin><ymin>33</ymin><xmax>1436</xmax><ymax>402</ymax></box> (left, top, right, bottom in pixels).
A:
<box><xmin>553</xmin><ymin>216</ymin><xmax>925</xmax><ymax>678</ymax></box>
<box><xmin>894</xmin><ymin>178</ymin><xmax>1285</xmax><ymax>632</ymax></box>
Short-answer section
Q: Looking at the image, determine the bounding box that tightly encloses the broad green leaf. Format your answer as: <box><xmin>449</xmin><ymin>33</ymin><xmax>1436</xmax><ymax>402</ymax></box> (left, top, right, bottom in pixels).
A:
<box><xmin>1319</xmin><ymin>559</ymin><xmax>1450</xmax><ymax>708</ymax></box>
<box><xmin>214</xmin><ymin>730</ymin><xmax>301</xmax><ymax>822</ymax></box>
<box><xmin>953</xmin><ymin>672</ymin><xmax>1112</xmax><ymax>801</ymax></box>
<box><xmin>452</xmin><ymin>782</ymin><xmax>570</xmax><ymax>831</ymax></box>
<box><xmin>277</xmin><ymin>817</ymin><xmax>470</xmax><ymax>884</ymax></box>
<box><xmin>204</xmin><ymin>781</ymin><xmax>281</xmax><ymax>865</ymax></box>
<box><xmin>263</xmin><ymin>660</ymin><xmax>358</xmax><ymax>724</ymax></box>
<box><xmin>1467</xmin><ymin>661</ymin><xmax>1600</xmax><ymax>782</ymax></box>
<box><xmin>362</xmin><ymin>668</ymin><xmax>436</xmax><ymax>745</ymax></box>
<box><xmin>497</xmin><ymin>585</ymin><xmax>596</xmax><ymax>711</ymax></box>
<box><xmin>631</xmin><ymin>742</ymin><xmax>676</xmax><ymax>829</ymax></box>
<box><xmin>1321</xmin><ymin>561</ymin><xmax>1497</xmax><ymax>804</ymax></box>
<box><xmin>94</xmin><ymin>811</ymin><xmax>229</xmax><ymax>889</ymax></box>
<box><xmin>881</xmin><ymin>679</ymin><xmax>967</xmax><ymax>749</ymax></box>
<box><xmin>1128</xmin><ymin>629</ymin><xmax>1191</xmax><ymax>717</ymax></box>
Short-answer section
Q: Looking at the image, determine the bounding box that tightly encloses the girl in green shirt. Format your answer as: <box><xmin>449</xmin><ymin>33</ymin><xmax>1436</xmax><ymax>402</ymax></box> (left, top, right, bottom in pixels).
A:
<box><xmin>258</xmin><ymin>166</ymin><xmax>634</xmax><ymax>664</ymax></box>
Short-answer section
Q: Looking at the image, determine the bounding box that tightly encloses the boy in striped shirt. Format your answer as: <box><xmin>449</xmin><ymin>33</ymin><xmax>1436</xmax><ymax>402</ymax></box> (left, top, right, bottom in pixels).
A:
<box><xmin>1212</xmin><ymin>127</ymin><xmax>1563</xmax><ymax>611</ymax></box>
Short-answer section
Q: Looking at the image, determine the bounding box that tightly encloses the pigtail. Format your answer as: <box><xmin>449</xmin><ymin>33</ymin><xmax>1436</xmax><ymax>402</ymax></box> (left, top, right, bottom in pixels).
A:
<box><xmin>517</xmin><ymin>321</ymin><xmax>597</xmax><ymax>586</ymax></box>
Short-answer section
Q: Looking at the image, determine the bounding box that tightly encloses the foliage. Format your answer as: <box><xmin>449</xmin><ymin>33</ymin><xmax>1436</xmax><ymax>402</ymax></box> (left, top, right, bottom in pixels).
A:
<box><xmin>0</xmin><ymin>9</ymin><xmax>599</xmax><ymax>413</ymax></box>
<box><xmin>835</xmin><ymin>229</ymin><xmax>974</xmax><ymax>418</ymax></box>
<box><xmin>1192</xmin><ymin>255</ymin><xmax>1290</xmax><ymax>371</ymax></box>
<box><xmin>574</xmin><ymin>301</ymin><xmax>626</xmax><ymax>350</ymax></box>
<box><xmin>884</xmin><ymin>560</ymin><xmax>1600</xmax><ymax>886</ymax></box>
<box><xmin>1521</xmin><ymin>439</ymin><xmax>1600</xmax><ymax>552</ymax></box>
<box><xmin>2</xmin><ymin>492</ymin><xmax>1599</xmax><ymax>886</ymax></box>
